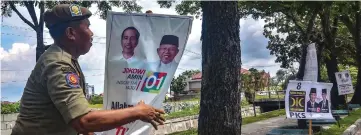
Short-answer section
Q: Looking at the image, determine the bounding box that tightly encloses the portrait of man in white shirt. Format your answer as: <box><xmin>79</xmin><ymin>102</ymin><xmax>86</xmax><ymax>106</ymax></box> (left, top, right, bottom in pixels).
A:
<box><xmin>120</xmin><ymin>26</ymin><xmax>145</xmax><ymax>69</ymax></box>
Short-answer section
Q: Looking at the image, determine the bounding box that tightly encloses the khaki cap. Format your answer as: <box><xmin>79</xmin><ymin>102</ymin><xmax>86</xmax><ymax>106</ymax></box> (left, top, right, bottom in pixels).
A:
<box><xmin>44</xmin><ymin>4</ymin><xmax>92</xmax><ymax>28</ymax></box>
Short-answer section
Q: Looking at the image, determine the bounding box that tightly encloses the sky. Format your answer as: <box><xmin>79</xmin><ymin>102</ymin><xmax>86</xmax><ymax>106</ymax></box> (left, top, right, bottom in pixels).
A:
<box><xmin>1</xmin><ymin>1</ymin><xmax>297</xmax><ymax>102</ymax></box>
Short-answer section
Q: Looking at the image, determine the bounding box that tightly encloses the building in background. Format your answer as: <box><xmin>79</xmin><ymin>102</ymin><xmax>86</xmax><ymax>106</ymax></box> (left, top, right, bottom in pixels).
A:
<box><xmin>85</xmin><ymin>83</ymin><xmax>95</xmax><ymax>100</ymax></box>
<box><xmin>183</xmin><ymin>68</ymin><xmax>270</xmax><ymax>92</ymax></box>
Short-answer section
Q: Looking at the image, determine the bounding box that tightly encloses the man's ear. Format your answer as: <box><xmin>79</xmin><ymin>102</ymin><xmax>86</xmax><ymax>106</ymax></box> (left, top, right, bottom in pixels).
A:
<box><xmin>65</xmin><ymin>27</ymin><xmax>76</xmax><ymax>41</ymax></box>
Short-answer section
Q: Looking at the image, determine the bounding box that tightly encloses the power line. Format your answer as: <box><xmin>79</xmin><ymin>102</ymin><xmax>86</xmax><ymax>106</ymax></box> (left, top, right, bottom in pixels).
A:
<box><xmin>1</xmin><ymin>69</ymin><xmax>105</xmax><ymax>71</ymax></box>
<box><xmin>1</xmin><ymin>31</ymin><xmax>203</xmax><ymax>56</ymax></box>
<box><xmin>2</xmin><ymin>24</ymin><xmax>204</xmax><ymax>55</ymax></box>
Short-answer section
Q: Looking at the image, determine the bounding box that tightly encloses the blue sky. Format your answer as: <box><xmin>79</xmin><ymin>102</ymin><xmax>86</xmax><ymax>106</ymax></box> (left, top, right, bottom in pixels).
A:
<box><xmin>1</xmin><ymin>2</ymin><xmax>293</xmax><ymax>102</ymax></box>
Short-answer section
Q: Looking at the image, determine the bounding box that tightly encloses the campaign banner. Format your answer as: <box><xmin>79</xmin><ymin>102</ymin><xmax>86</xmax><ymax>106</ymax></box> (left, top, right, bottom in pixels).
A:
<box><xmin>102</xmin><ymin>12</ymin><xmax>193</xmax><ymax>135</ymax></box>
<box><xmin>303</xmin><ymin>43</ymin><xmax>318</xmax><ymax>82</ymax></box>
<box><xmin>335</xmin><ymin>70</ymin><xmax>354</xmax><ymax>95</ymax></box>
<box><xmin>285</xmin><ymin>80</ymin><xmax>334</xmax><ymax>120</ymax></box>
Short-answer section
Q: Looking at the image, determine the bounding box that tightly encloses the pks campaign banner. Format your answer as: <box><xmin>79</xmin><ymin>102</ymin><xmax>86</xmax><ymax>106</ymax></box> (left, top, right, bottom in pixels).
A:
<box><xmin>285</xmin><ymin>80</ymin><xmax>334</xmax><ymax>120</ymax></box>
<box><xmin>335</xmin><ymin>70</ymin><xmax>354</xmax><ymax>95</ymax></box>
<box><xmin>101</xmin><ymin>12</ymin><xmax>193</xmax><ymax>135</ymax></box>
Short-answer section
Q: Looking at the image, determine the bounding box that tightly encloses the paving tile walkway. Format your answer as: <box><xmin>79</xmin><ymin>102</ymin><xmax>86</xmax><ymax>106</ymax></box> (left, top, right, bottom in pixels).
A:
<box><xmin>356</xmin><ymin>129</ymin><xmax>361</xmax><ymax>135</ymax></box>
<box><xmin>241</xmin><ymin>115</ymin><xmax>298</xmax><ymax>135</ymax></box>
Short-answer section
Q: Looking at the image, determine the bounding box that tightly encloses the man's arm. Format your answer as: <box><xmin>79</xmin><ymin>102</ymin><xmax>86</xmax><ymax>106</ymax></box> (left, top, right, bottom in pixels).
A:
<box><xmin>44</xmin><ymin>62</ymin><xmax>165</xmax><ymax>134</ymax></box>
<box><xmin>70</xmin><ymin>105</ymin><xmax>138</xmax><ymax>133</ymax></box>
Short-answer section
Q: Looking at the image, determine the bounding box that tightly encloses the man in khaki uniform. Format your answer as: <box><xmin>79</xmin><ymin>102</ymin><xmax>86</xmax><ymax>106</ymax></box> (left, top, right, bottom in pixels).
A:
<box><xmin>11</xmin><ymin>4</ymin><xmax>165</xmax><ymax>135</ymax></box>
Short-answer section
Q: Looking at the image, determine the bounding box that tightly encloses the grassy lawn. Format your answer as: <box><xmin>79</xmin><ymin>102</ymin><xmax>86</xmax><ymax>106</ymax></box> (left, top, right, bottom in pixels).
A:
<box><xmin>255</xmin><ymin>94</ymin><xmax>285</xmax><ymax>100</ymax></box>
<box><xmin>243</xmin><ymin>109</ymin><xmax>285</xmax><ymax>124</ymax></box>
<box><xmin>165</xmin><ymin>96</ymin><xmax>201</xmax><ymax>103</ymax></box>
<box><xmin>89</xmin><ymin>104</ymin><xmax>103</xmax><ymax>108</ymax></box>
<box><xmin>169</xmin><ymin>109</ymin><xmax>286</xmax><ymax>135</ymax></box>
<box><xmin>165</xmin><ymin>105</ymin><xmax>200</xmax><ymax>119</ymax></box>
<box><xmin>315</xmin><ymin>108</ymin><xmax>361</xmax><ymax>135</ymax></box>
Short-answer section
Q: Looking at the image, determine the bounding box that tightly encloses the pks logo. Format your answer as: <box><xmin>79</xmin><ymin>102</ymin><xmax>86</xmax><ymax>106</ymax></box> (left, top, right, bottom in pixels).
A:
<box><xmin>141</xmin><ymin>71</ymin><xmax>167</xmax><ymax>94</ymax></box>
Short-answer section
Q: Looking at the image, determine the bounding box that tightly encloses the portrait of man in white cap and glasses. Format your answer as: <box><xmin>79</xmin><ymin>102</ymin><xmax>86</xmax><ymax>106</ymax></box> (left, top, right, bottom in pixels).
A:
<box><xmin>148</xmin><ymin>35</ymin><xmax>180</xmax><ymax>73</ymax></box>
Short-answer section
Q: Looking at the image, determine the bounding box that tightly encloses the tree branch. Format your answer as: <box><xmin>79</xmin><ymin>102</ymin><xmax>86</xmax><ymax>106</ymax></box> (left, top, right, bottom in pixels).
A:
<box><xmin>330</xmin><ymin>16</ymin><xmax>339</xmax><ymax>39</ymax></box>
<box><xmin>24</xmin><ymin>1</ymin><xmax>39</xmax><ymax>27</ymax></box>
<box><xmin>9</xmin><ymin>2</ymin><xmax>36</xmax><ymax>30</ymax></box>
<box><xmin>38</xmin><ymin>1</ymin><xmax>45</xmax><ymax>33</ymax></box>
<box><xmin>340</xmin><ymin>15</ymin><xmax>356</xmax><ymax>37</ymax></box>
<box><xmin>284</xmin><ymin>12</ymin><xmax>306</xmax><ymax>35</ymax></box>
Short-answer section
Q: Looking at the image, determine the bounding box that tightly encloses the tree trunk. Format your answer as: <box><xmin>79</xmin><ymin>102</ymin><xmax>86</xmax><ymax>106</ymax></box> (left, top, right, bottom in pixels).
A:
<box><xmin>316</xmin><ymin>42</ymin><xmax>324</xmax><ymax>81</ymax></box>
<box><xmin>350</xmin><ymin>1</ymin><xmax>361</xmax><ymax>105</ymax></box>
<box><xmin>325</xmin><ymin>54</ymin><xmax>345</xmax><ymax>108</ymax></box>
<box><xmin>295</xmin><ymin>7</ymin><xmax>319</xmax><ymax>129</ymax></box>
<box><xmin>36</xmin><ymin>2</ymin><xmax>45</xmax><ymax>62</ymax></box>
<box><xmin>198</xmin><ymin>1</ymin><xmax>241</xmax><ymax>135</ymax></box>
<box><xmin>36</xmin><ymin>31</ymin><xmax>45</xmax><ymax>61</ymax></box>
<box><xmin>244</xmin><ymin>91</ymin><xmax>254</xmax><ymax>104</ymax></box>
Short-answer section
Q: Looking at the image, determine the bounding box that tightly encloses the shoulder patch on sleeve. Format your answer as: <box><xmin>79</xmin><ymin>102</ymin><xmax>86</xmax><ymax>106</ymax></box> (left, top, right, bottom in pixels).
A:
<box><xmin>61</xmin><ymin>67</ymin><xmax>76</xmax><ymax>73</ymax></box>
<box><xmin>65</xmin><ymin>73</ymin><xmax>80</xmax><ymax>88</ymax></box>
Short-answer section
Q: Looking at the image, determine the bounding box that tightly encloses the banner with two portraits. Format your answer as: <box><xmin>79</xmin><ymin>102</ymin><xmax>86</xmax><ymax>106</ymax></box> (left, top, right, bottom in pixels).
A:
<box><xmin>285</xmin><ymin>80</ymin><xmax>334</xmax><ymax>120</ymax></box>
<box><xmin>102</xmin><ymin>12</ymin><xmax>193</xmax><ymax>135</ymax></box>
<box><xmin>335</xmin><ymin>70</ymin><xmax>354</xmax><ymax>95</ymax></box>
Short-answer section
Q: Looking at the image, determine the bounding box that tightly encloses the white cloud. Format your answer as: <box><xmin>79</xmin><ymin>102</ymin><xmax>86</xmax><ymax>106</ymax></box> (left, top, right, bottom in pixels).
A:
<box><xmin>1</xmin><ymin>2</ymin><xmax>288</xmax><ymax>100</ymax></box>
<box><xmin>1</xmin><ymin>43</ymin><xmax>36</xmax><ymax>86</ymax></box>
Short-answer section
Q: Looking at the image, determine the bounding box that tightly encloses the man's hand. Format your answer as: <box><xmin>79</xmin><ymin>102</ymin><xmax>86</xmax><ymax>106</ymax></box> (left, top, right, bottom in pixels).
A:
<box><xmin>135</xmin><ymin>100</ymin><xmax>165</xmax><ymax>130</ymax></box>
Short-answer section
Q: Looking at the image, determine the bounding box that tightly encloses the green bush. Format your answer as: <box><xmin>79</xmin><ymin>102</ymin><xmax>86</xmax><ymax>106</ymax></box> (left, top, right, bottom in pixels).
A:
<box><xmin>89</xmin><ymin>95</ymin><xmax>103</xmax><ymax>104</ymax></box>
<box><xmin>1</xmin><ymin>102</ymin><xmax>20</xmax><ymax>114</ymax></box>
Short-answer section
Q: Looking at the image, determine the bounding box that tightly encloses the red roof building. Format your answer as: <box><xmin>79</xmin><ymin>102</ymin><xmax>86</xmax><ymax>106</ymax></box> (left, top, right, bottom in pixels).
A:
<box><xmin>191</xmin><ymin>68</ymin><xmax>268</xmax><ymax>80</ymax></box>
<box><xmin>185</xmin><ymin>68</ymin><xmax>271</xmax><ymax>92</ymax></box>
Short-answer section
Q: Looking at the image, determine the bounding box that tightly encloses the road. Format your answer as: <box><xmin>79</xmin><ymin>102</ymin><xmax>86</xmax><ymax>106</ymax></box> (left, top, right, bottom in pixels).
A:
<box><xmin>241</xmin><ymin>115</ymin><xmax>298</xmax><ymax>135</ymax></box>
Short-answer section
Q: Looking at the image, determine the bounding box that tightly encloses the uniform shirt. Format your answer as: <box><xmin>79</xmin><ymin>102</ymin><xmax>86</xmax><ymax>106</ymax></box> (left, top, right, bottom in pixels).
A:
<box><xmin>11</xmin><ymin>44</ymin><xmax>91</xmax><ymax>135</ymax></box>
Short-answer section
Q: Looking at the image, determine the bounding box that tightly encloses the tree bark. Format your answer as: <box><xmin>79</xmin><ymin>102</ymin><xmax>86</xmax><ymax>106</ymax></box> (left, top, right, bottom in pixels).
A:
<box><xmin>198</xmin><ymin>1</ymin><xmax>241</xmax><ymax>135</ymax></box>
<box><xmin>295</xmin><ymin>6</ymin><xmax>319</xmax><ymax>129</ymax></box>
<box><xmin>320</xmin><ymin>4</ymin><xmax>345</xmax><ymax>108</ymax></box>
<box><xmin>350</xmin><ymin>1</ymin><xmax>361</xmax><ymax>105</ymax></box>
<box><xmin>296</xmin><ymin>8</ymin><xmax>319</xmax><ymax>80</ymax></box>
<box><xmin>35</xmin><ymin>2</ymin><xmax>45</xmax><ymax>61</ymax></box>
<box><xmin>325</xmin><ymin>54</ymin><xmax>345</xmax><ymax>108</ymax></box>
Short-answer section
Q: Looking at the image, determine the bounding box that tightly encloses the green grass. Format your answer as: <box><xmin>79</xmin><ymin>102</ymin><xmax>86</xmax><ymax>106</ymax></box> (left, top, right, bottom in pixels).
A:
<box><xmin>169</xmin><ymin>128</ymin><xmax>198</xmax><ymax>135</ymax></box>
<box><xmin>255</xmin><ymin>94</ymin><xmax>285</xmax><ymax>100</ymax></box>
<box><xmin>243</xmin><ymin>109</ymin><xmax>285</xmax><ymax>125</ymax></box>
<box><xmin>89</xmin><ymin>104</ymin><xmax>103</xmax><ymax>108</ymax></box>
<box><xmin>165</xmin><ymin>96</ymin><xmax>201</xmax><ymax>103</ymax></box>
<box><xmin>164</xmin><ymin>105</ymin><xmax>200</xmax><ymax>119</ymax></box>
<box><xmin>169</xmin><ymin>109</ymin><xmax>286</xmax><ymax>135</ymax></box>
<box><xmin>315</xmin><ymin>108</ymin><xmax>361</xmax><ymax>135</ymax></box>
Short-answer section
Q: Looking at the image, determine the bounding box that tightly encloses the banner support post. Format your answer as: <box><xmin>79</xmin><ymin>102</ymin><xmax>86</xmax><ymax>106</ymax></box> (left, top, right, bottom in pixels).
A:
<box><xmin>309</xmin><ymin>119</ymin><xmax>312</xmax><ymax>135</ymax></box>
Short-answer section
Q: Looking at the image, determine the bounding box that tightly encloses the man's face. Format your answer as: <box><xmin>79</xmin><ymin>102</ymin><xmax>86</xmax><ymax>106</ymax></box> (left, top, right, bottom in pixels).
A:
<box><xmin>310</xmin><ymin>93</ymin><xmax>316</xmax><ymax>102</ymax></box>
<box><xmin>157</xmin><ymin>44</ymin><xmax>179</xmax><ymax>64</ymax></box>
<box><xmin>73</xmin><ymin>19</ymin><xmax>93</xmax><ymax>55</ymax></box>
<box><xmin>121</xmin><ymin>29</ymin><xmax>138</xmax><ymax>53</ymax></box>
<box><xmin>322</xmin><ymin>93</ymin><xmax>326</xmax><ymax>100</ymax></box>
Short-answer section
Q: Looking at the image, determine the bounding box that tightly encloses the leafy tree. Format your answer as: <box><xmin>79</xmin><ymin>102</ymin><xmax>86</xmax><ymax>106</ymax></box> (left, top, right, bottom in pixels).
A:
<box><xmin>1</xmin><ymin>1</ymin><xmax>142</xmax><ymax>61</ymax></box>
<box><xmin>170</xmin><ymin>69</ymin><xmax>200</xmax><ymax>97</ymax></box>
<box><xmin>338</xmin><ymin>1</ymin><xmax>361</xmax><ymax>105</ymax></box>
<box><xmin>241</xmin><ymin>73</ymin><xmax>254</xmax><ymax>103</ymax></box>
<box><xmin>89</xmin><ymin>94</ymin><xmax>103</xmax><ymax>104</ymax></box>
<box><xmin>275</xmin><ymin>69</ymin><xmax>287</xmax><ymax>86</ymax></box>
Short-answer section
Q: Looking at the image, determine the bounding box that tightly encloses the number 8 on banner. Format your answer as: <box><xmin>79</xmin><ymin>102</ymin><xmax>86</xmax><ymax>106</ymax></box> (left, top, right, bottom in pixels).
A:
<box><xmin>141</xmin><ymin>72</ymin><xmax>167</xmax><ymax>94</ymax></box>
